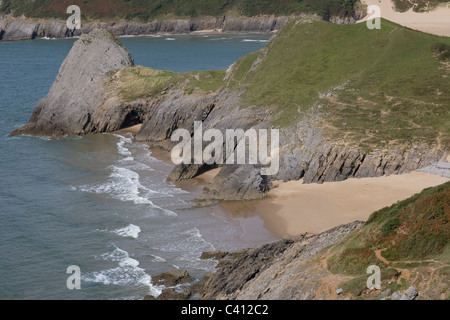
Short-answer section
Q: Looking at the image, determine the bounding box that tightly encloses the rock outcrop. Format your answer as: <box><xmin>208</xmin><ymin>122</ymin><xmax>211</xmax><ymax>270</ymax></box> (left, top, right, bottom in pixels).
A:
<box><xmin>10</xmin><ymin>29</ymin><xmax>134</xmax><ymax>137</ymax></box>
<box><xmin>197</xmin><ymin>221</ymin><xmax>365</xmax><ymax>300</ymax></box>
<box><xmin>151</xmin><ymin>269</ymin><xmax>193</xmax><ymax>287</ymax></box>
<box><xmin>198</xmin><ymin>165</ymin><xmax>273</xmax><ymax>202</ymax></box>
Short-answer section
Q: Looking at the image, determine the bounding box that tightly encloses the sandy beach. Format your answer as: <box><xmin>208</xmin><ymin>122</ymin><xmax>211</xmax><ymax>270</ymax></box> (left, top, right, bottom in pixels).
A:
<box><xmin>113</xmin><ymin>124</ymin><xmax>142</xmax><ymax>135</ymax></box>
<box><xmin>141</xmin><ymin>140</ymin><xmax>449</xmax><ymax>240</ymax></box>
<box><xmin>358</xmin><ymin>0</ymin><xmax>450</xmax><ymax>37</ymax></box>
<box><xmin>248</xmin><ymin>172</ymin><xmax>449</xmax><ymax>238</ymax></box>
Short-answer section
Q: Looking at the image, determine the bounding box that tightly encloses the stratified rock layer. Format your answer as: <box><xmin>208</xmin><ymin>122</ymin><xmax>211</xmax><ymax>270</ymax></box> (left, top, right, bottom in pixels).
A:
<box><xmin>10</xmin><ymin>29</ymin><xmax>134</xmax><ymax>137</ymax></box>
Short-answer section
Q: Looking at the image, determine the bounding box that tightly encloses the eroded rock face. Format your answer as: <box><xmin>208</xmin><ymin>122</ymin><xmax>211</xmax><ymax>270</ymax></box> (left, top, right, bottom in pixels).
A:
<box><xmin>10</xmin><ymin>29</ymin><xmax>134</xmax><ymax>137</ymax></box>
<box><xmin>151</xmin><ymin>269</ymin><xmax>193</xmax><ymax>287</ymax></box>
<box><xmin>198</xmin><ymin>239</ymin><xmax>296</xmax><ymax>300</ymax></box>
<box><xmin>199</xmin><ymin>165</ymin><xmax>273</xmax><ymax>202</ymax></box>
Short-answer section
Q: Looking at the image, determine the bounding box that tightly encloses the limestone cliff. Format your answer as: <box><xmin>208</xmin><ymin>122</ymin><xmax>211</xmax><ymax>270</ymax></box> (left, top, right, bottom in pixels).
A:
<box><xmin>10</xmin><ymin>29</ymin><xmax>134</xmax><ymax>137</ymax></box>
<box><xmin>0</xmin><ymin>15</ymin><xmax>289</xmax><ymax>41</ymax></box>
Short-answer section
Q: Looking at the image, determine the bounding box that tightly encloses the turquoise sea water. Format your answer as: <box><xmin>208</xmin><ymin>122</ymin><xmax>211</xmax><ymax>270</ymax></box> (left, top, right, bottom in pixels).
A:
<box><xmin>0</xmin><ymin>34</ymin><xmax>276</xmax><ymax>300</ymax></box>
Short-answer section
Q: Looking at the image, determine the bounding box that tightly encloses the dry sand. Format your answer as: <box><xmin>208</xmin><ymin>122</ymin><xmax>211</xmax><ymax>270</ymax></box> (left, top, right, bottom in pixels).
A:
<box><xmin>251</xmin><ymin>172</ymin><xmax>449</xmax><ymax>238</ymax></box>
<box><xmin>113</xmin><ymin>124</ymin><xmax>142</xmax><ymax>135</ymax></box>
<box><xmin>191</xmin><ymin>29</ymin><xmax>223</xmax><ymax>34</ymax></box>
<box><xmin>358</xmin><ymin>0</ymin><xmax>450</xmax><ymax>37</ymax></box>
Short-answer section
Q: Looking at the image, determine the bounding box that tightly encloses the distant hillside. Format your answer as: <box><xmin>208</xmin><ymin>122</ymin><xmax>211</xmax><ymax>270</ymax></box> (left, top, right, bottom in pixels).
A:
<box><xmin>0</xmin><ymin>0</ymin><xmax>361</xmax><ymax>21</ymax></box>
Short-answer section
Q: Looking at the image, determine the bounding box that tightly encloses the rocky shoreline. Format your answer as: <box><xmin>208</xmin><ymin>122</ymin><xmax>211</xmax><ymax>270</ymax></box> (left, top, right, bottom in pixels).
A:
<box><xmin>0</xmin><ymin>14</ymin><xmax>291</xmax><ymax>41</ymax></box>
<box><xmin>0</xmin><ymin>10</ymin><xmax>369</xmax><ymax>42</ymax></box>
<box><xmin>145</xmin><ymin>221</ymin><xmax>369</xmax><ymax>300</ymax></box>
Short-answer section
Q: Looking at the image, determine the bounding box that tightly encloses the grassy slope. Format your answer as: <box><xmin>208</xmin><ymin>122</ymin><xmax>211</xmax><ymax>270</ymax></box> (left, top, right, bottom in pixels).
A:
<box><xmin>326</xmin><ymin>181</ymin><xmax>450</xmax><ymax>297</ymax></box>
<box><xmin>228</xmin><ymin>18</ymin><xmax>450</xmax><ymax>151</ymax></box>
<box><xmin>0</xmin><ymin>0</ymin><xmax>359</xmax><ymax>21</ymax></box>
<box><xmin>109</xmin><ymin>66</ymin><xmax>226</xmax><ymax>102</ymax></box>
<box><xmin>113</xmin><ymin>18</ymin><xmax>450</xmax><ymax>152</ymax></box>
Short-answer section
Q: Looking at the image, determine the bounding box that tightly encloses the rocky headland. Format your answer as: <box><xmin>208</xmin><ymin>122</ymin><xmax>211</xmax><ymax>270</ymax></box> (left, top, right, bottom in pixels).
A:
<box><xmin>11</xmin><ymin>20</ymin><xmax>449</xmax><ymax>202</ymax></box>
<box><xmin>9</xmin><ymin>18</ymin><xmax>449</xmax><ymax>300</ymax></box>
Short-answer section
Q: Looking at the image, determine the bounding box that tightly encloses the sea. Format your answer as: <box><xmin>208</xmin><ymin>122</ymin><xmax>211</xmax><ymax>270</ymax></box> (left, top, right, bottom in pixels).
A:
<box><xmin>0</xmin><ymin>33</ymin><xmax>278</xmax><ymax>300</ymax></box>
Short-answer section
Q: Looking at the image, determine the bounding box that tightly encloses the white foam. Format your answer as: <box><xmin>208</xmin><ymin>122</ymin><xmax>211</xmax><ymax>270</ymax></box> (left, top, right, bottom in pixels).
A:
<box><xmin>84</xmin><ymin>245</ymin><xmax>162</xmax><ymax>297</ymax></box>
<box><xmin>17</xmin><ymin>134</ymin><xmax>51</xmax><ymax>141</ymax></box>
<box><xmin>114</xmin><ymin>134</ymin><xmax>133</xmax><ymax>157</ymax></box>
<box><xmin>185</xmin><ymin>227</ymin><xmax>216</xmax><ymax>252</ymax></box>
<box><xmin>119</xmin><ymin>34</ymin><xmax>161</xmax><ymax>38</ymax></box>
<box><xmin>77</xmin><ymin>166</ymin><xmax>177</xmax><ymax>216</ymax></box>
<box><xmin>127</xmin><ymin>162</ymin><xmax>153</xmax><ymax>171</ymax></box>
<box><xmin>114</xmin><ymin>224</ymin><xmax>141</xmax><ymax>239</ymax></box>
<box><xmin>165</xmin><ymin>38</ymin><xmax>176</xmax><ymax>41</ymax></box>
<box><xmin>155</xmin><ymin>227</ymin><xmax>217</xmax><ymax>271</ymax></box>
<box><xmin>209</xmin><ymin>37</ymin><xmax>229</xmax><ymax>41</ymax></box>
<box><xmin>242</xmin><ymin>39</ymin><xmax>269</xmax><ymax>43</ymax></box>
<box><xmin>150</xmin><ymin>254</ymin><xmax>166</xmax><ymax>263</ymax></box>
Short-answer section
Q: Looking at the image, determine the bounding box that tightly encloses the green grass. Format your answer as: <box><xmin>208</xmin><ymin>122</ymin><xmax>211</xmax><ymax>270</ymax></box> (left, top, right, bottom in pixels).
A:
<box><xmin>380</xmin><ymin>218</ymin><xmax>401</xmax><ymax>237</ymax></box>
<box><xmin>330</xmin><ymin>182</ymin><xmax>450</xmax><ymax>266</ymax></box>
<box><xmin>326</xmin><ymin>181</ymin><xmax>450</xmax><ymax>298</ymax></box>
<box><xmin>0</xmin><ymin>0</ymin><xmax>361</xmax><ymax>21</ymax></box>
<box><xmin>433</xmin><ymin>42</ymin><xmax>450</xmax><ymax>61</ymax></box>
<box><xmin>227</xmin><ymin>18</ymin><xmax>450</xmax><ymax>150</ymax></box>
<box><xmin>339</xmin><ymin>268</ymin><xmax>399</xmax><ymax>296</ymax></box>
<box><xmin>112</xmin><ymin>66</ymin><xmax>226</xmax><ymax>101</ymax></box>
<box><xmin>328</xmin><ymin>248</ymin><xmax>385</xmax><ymax>275</ymax></box>
<box><xmin>386</xmin><ymin>277</ymin><xmax>411</xmax><ymax>293</ymax></box>
<box><xmin>340</xmin><ymin>275</ymin><xmax>368</xmax><ymax>296</ymax></box>
<box><xmin>114</xmin><ymin>66</ymin><xmax>180</xmax><ymax>102</ymax></box>
<box><xmin>440</xmin><ymin>266</ymin><xmax>450</xmax><ymax>276</ymax></box>
<box><xmin>184</xmin><ymin>70</ymin><xmax>226</xmax><ymax>94</ymax></box>
<box><xmin>393</xmin><ymin>261</ymin><xmax>434</xmax><ymax>268</ymax></box>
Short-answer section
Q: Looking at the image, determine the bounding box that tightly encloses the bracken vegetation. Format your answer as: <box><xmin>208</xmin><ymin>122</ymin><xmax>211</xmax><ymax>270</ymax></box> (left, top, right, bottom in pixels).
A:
<box><xmin>326</xmin><ymin>181</ymin><xmax>450</xmax><ymax>297</ymax></box>
<box><xmin>0</xmin><ymin>0</ymin><xmax>361</xmax><ymax>21</ymax></box>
